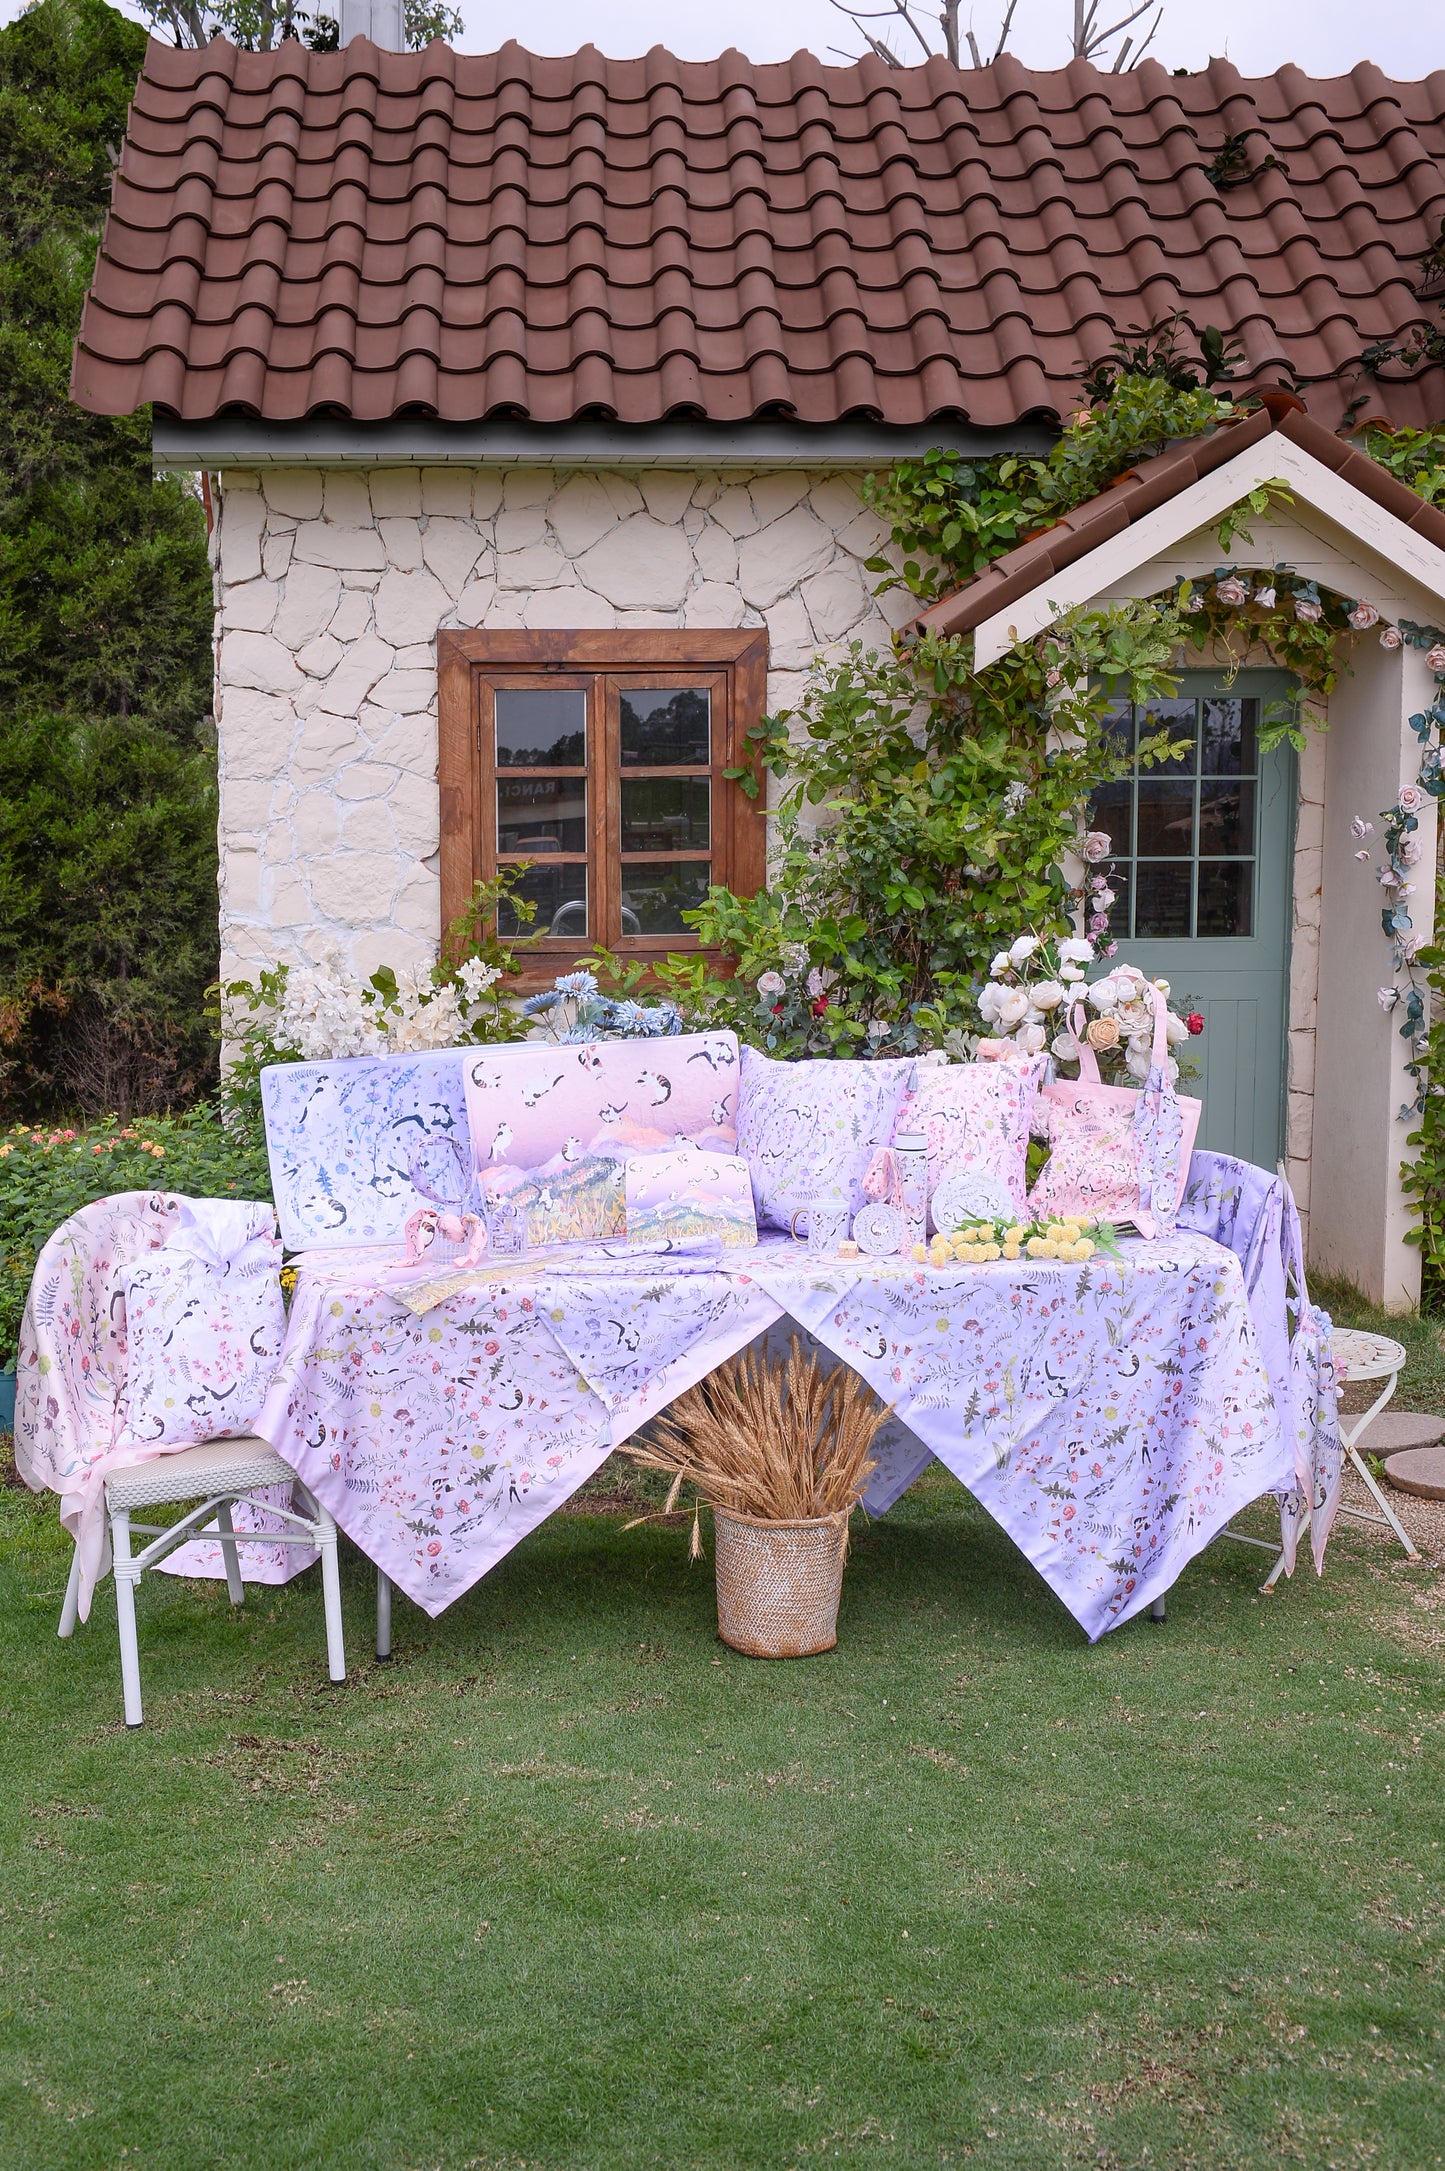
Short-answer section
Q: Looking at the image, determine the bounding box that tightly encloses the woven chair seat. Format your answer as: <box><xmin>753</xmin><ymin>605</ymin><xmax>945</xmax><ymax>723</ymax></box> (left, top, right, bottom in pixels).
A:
<box><xmin>105</xmin><ymin>1437</ymin><xmax>295</xmax><ymax>1511</ymax></box>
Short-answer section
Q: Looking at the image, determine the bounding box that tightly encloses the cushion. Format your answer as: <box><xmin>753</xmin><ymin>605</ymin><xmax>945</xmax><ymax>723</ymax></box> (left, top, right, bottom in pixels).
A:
<box><xmin>625</xmin><ymin>1147</ymin><xmax>758</xmax><ymax>1248</ymax></box>
<box><xmin>736</xmin><ymin>1050</ymin><xmax>915</xmax><ymax>1232</ymax></box>
<box><xmin>467</xmin><ymin>1031</ymin><xmax>742</xmax><ymax>1247</ymax></box>
<box><xmin>895</xmin><ymin>1056</ymin><xmax>1043</xmax><ymax>1223</ymax></box>
<box><xmin>121</xmin><ymin>1206</ymin><xmax>285</xmax><ymax>1449</ymax></box>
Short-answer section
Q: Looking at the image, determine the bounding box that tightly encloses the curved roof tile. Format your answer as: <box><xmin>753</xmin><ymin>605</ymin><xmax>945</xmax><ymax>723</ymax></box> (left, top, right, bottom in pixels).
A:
<box><xmin>71</xmin><ymin>37</ymin><xmax>1445</xmax><ymax>429</ymax></box>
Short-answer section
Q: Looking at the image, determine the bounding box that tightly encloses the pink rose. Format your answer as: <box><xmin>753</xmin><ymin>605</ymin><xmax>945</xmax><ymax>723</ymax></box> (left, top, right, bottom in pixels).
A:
<box><xmin>1348</xmin><ymin>601</ymin><xmax>1381</xmax><ymax>630</ymax></box>
<box><xmin>1082</xmin><ymin>831</ymin><xmax>1113</xmax><ymax>863</ymax></box>
<box><xmin>1184</xmin><ymin>593</ymin><xmax>1205</xmax><ymax>613</ymax></box>
<box><xmin>1400</xmin><ymin>835</ymin><xmax>1423</xmax><ymax>865</ymax></box>
<box><xmin>1380</xmin><ymin>625</ymin><xmax>1404</xmax><ymax>650</ymax></box>
<box><xmin>1427</xmin><ymin>645</ymin><xmax>1445</xmax><ymax>673</ymax></box>
<box><xmin>1214</xmin><ymin>576</ymin><xmax>1250</xmax><ymax>607</ymax></box>
<box><xmin>1294</xmin><ymin>597</ymin><xmax>1323</xmax><ymax>624</ymax></box>
<box><xmin>1350</xmin><ymin>816</ymin><xmax>1373</xmax><ymax>839</ymax></box>
<box><xmin>1398</xmin><ymin>784</ymin><xmax>1425</xmax><ymax>813</ymax></box>
<box><xmin>1354</xmin><ymin>849</ymin><xmax>1371</xmax><ymax>862</ymax></box>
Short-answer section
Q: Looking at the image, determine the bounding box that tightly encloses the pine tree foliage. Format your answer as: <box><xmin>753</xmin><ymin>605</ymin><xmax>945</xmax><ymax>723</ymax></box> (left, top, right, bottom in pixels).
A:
<box><xmin>0</xmin><ymin>0</ymin><xmax>220</xmax><ymax>1115</ymax></box>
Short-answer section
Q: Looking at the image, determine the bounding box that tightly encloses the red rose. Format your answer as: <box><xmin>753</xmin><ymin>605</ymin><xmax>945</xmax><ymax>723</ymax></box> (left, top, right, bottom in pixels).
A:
<box><xmin>812</xmin><ymin>996</ymin><xmax>830</xmax><ymax>1016</ymax></box>
<box><xmin>772</xmin><ymin>1002</ymin><xmax>784</xmax><ymax>1015</ymax></box>
<box><xmin>1186</xmin><ymin>1013</ymin><xmax>1204</xmax><ymax>1035</ymax></box>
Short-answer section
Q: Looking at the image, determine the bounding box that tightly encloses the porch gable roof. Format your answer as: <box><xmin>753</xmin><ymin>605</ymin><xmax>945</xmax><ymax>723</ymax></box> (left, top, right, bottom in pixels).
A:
<box><xmin>916</xmin><ymin>397</ymin><xmax>1445</xmax><ymax>664</ymax></box>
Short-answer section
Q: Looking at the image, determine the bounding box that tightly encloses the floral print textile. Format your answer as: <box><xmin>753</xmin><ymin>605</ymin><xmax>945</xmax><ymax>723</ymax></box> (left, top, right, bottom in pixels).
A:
<box><xmin>262</xmin><ymin>1052</ymin><xmax>472</xmax><ymax>1251</ymax></box>
<box><xmin>736</xmin><ymin>1051</ymin><xmax>915</xmax><ymax>1231</ymax></box>
<box><xmin>16</xmin><ymin>1193</ymin><xmax>305</xmax><ymax>1618</ymax></box>
<box><xmin>894</xmin><ymin>1057</ymin><xmax>1043</xmax><ymax>1218</ymax></box>
<box><xmin>259</xmin><ymin>1228</ymin><xmax>1316</xmax><ymax>1640</ymax></box>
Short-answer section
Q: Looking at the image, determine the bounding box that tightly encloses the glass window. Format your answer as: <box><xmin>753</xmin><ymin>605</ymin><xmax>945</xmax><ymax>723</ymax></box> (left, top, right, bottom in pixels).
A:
<box><xmin>499</xmin><ymin>863</ymin><xmax>589</xmax><ymax>940</ymax></box>
<box><xmin>619</xmin><ymin>687</ymin><xmax>711</xmax><ymax>766</ymax></box>
<box><xmin>495</xmin><ymin>688</ymin><xmax>586</xmax><ymax>768</ymax></box>
<box><xmin>497</xmin><ymin>777</ymin><xmax>587</xmax><ymax>855</ymax></box>
<box><xmin>1090</xmin><ymin>694</ymin><xmax>1262</xmax><ymax>939</ymax></box>
<box><xmin>621</xmin><ymin>778</ymin><xmax>710</xmax><ymax>853</ymax></box>
<box><xmin>620</xmin><ymin>862</ymin><xmax>713</xmax><ymax>934</ymax></box>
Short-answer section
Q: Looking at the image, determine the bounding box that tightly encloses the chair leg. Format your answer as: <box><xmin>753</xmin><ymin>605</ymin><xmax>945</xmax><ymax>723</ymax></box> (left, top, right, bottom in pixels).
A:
<box><xmin>214</xmin><ymin>1499</ymin><xmax>247</xmax><ymax>1606</ymax></box>
<box><xmin>111</xmin><ymin>1508</ymin><xmax>144</xmax><ymax>1728</ymax></box>
<box><xmin>316</xmin><ymin>1511</ymin><xmax>346</xmax><ymax>1685</ymax></box>
<box><xmin>58</xmin><ymin>1542</ymin><xmax>82</xmax><ymax>1639</ymax></box>
<box><xmin>376</xmin><ymin>1569</ymin><xmax>392</xmax><ymax>1663</ymax></box>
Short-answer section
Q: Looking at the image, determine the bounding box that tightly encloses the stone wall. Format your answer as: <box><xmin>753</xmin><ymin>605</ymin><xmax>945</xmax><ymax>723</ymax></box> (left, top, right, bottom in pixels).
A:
<box><xmin>212</xmin><ymin>465</ymin><xmax>912</xmax><ymax>980</ymax></box>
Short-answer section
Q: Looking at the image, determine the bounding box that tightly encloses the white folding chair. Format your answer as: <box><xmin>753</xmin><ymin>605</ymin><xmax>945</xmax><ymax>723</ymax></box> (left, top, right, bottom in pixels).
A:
<box><xmin>56</xmin><ymin>1438</ymin><xmax>346</xmax><ymax>1726</ymax></box>
<box><xmin>1260</xmin><ymin>1327</ymin><xmax>1420</xmax><ymax>1586</ymax></box>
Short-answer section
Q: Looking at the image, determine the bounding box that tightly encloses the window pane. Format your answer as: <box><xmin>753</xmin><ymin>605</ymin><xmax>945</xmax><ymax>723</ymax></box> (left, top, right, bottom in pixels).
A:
<box><xmin>1198</xmin><ymin>779</ymin><xmax>1254</xmax><ymax>858</ymax></box>
<box><xmin>495</xmin><ymin>688</ymin><xmax>586</xmax><ymax>768</ymax></box>
<box><xmin>1101</xmin><ymin>700</ymin><xmax>1134</xmax><ymax>757</ymax></box>
<box><xmin>619</xmin><ymin>861</ymin><xmax>712</xmax><ymax>935</ymax></box>
<box><xmin>1200</xmin><ymin>697</ymin><xmax>1257</xmax><ymax>776</ymax></box>
<box><xmin>1136</xmin><ymin>698</ymin><xmax>1197</xmax><ymax>775</ymax></box>
<box><xmin>1100</xmin><ymin>867</ymin><xmax>1131</xmax><ymax>941</ymax></box>
<box><xmin>1197</xmin><ymin>860</ymin><xmax>1253</xmax><ymax>937</ymax></box>
<box><xmin>619</xmin><ymin>687</ymin><xmax>711</xmax><ymax>766</ymax></box>
<box><xmin>497</xmin><ymin>777</ymin><xmax>587</xmax><ymax>854</ymax></box>
<box><xmin>1136</xmin><ymin>780</ymin><xmax>1195</xmax><ymax>856</ymax></box>
<box><xmin>1092</xmin><ymin>780</ymin><xmax>1131</xmax><ymax>855</ymax></box>
<box><xmin>498</xmin><ymin>862</ymin><xmax>588</xmax><ymax>940</ymax></box>
<box><xmin>1135</xmin><ymin>863</ymin><xmax>1192</xmax><ymax>937</ymax></box>
<box><xmin>621</xmin><ymin>778</ymin><xmax>710</xmax><ymax>852</ymax></box>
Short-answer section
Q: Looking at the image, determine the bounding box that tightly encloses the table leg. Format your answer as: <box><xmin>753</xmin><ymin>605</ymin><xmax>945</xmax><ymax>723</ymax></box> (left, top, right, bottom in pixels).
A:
<box><xmin>376</xmin><ymin>1570</ymin><xmax>392</xmax><ymax>1663</ymax></box>
<box><xmin>1149</xmin><ymin>1596</ymin><xmax>1166</xmax><ymax>1625</ymax></box>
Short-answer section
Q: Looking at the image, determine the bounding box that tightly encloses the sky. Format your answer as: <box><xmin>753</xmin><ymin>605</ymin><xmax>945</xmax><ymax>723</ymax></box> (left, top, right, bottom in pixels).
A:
<box><xmin>1</xmin><ymin>0</ymin><xmax>1442</xmax><ymax>76</ymax></box>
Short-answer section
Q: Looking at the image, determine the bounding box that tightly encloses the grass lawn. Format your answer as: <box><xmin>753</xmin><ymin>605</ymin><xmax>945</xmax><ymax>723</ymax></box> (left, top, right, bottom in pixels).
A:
<box><xmin>2</xmin><ymin>1377</ymin><xmax>1443</xmax><ymax>2171</ymax></box>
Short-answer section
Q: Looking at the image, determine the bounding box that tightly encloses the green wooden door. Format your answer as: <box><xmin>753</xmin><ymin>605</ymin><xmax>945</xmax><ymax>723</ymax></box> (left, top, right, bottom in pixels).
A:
<box><xmin>1091</xmin><ymin>670</ymin><xmax>1295</xmax><ymax>1167</ymax></box>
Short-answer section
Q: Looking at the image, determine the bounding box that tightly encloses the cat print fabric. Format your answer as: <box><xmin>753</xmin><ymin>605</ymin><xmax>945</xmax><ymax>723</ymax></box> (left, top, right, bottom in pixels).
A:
<box><xmin>262</xmin><ymin>1052</ymin><xmax>472</xmax><ymax>1251</ymax></box>
<box><xmin>735</xmin><ymin>1050</ymin><xmax>915</xmax><ymax>1232</ymax></box>
<box><xmin>1027</xmin><ymin>1091</ymin><xmax>1144</xmax><ymax>1227</ymax></box>
<box><xmin>465</xmin><ymin>1032</ymin><xmax>741</xmax><ymax>1247</ymax></box>
<box><xmin>894</xmin><ymin>1055</ymin><xmax>1044</xmax><ymax>1220</ymax></box>
<box><xmin>624</xmin><ymin>1148</ymin><xmax>758</xmax><ymax>1248</ymax></box>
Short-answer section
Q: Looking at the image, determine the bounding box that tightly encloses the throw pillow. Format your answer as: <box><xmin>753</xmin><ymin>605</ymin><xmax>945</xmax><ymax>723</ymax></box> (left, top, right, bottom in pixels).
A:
<box><xmin>736</xmin><ymin>1050</ymin><xmax>915</xmax><ymax>1232</ymax></box>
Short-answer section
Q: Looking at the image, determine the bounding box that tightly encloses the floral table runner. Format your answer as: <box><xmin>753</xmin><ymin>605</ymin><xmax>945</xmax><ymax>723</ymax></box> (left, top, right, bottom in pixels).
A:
<box><xmin>258</xmin><ymin>1229</ymin><xmax>1328</xmax><ymax>1640</ymax></box>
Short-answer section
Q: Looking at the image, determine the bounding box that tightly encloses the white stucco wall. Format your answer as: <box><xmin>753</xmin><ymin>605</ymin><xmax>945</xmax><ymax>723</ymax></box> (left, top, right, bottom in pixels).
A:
<box><xmin>210</xmin><ymin>465</ymin><xmax>912</xmax><ymax>982</ymax></box>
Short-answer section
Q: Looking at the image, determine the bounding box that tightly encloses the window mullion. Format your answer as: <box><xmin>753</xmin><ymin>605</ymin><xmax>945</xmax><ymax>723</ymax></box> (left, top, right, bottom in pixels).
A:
<box><xmin>593</xmin><ymin>673</ymin><xmax>618</xmax><ymax>951</ymax></box>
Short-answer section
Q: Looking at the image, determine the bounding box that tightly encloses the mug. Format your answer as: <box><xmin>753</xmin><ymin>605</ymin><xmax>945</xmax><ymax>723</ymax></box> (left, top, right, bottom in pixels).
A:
<box><xmin>791</xmin><ymin>1201</ymin><xmax>851</xmax><ymax>1257</ymax></box>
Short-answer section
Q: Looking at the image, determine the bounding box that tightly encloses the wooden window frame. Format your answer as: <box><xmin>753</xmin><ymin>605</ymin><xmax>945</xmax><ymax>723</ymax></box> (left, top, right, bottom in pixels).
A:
<box><xmin>438</xmin><ymin>629</ymin><xmax>769</xmax><ymax>987</ymax></box>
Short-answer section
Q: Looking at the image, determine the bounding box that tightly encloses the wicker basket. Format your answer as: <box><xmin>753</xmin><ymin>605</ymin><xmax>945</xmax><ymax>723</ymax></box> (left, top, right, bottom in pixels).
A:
<box><xmin>712</xmin><ymin>1504</ymin><xmax>851</xmax><ymax>1658</ymax></box>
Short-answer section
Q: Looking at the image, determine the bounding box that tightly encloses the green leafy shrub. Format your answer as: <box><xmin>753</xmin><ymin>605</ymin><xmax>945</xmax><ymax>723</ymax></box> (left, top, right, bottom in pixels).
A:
<box><xmin>0</xmin><ymin>0</ymin><xmax>219</xmax><ymax>1118</ymax></box>
<box><xmin>0</xmin><ymin>1108</ymin><xmax>272</xmax><ymax>1366</ymax></box>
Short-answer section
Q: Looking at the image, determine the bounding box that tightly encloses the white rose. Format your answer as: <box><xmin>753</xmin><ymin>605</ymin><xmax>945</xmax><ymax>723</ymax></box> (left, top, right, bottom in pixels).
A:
<box><xmin>1030</xmin><ymin>981</ymin><xmax>1066</xmax><ymax>1012</ymax></box>
<box><xmin>1088</xmin><ymin>977</ymin><xmax>1119</xmax><ymax>1012</ymax></box>
<box><xmin>997</xmin><ymin>988</ymin><xmax>1031</xmax><ymax>1028</ymax></box>
<box><xmin>990</xmin><ymin>951</ymin><xmax>1012</xmax><ymax>975</ymax></box>
<box><xmin>978</xmin><ymin>981</ymin><xmax>1007</xmax><ymax>1022</ymax></box>
<box><xmin>1017</xmin><ymin>1022</ymin><xmax>1049</xmax><ymax>1054</ymax></box>
<box><xmin>1163</xmin><ymin>1012</ymin><xmax>1189</xmax><ymax>1045</ymax></box>
<box><xmin>1125</xmin><ymin>1045</ymin><xmax>1151</xmax><ymax>1081</ymax></box>
<box><xmin>1059</xmin><ymin>963</ymin><xmax>1087</xmax><ymax>984</ymax></box>
<box><xmin>1008</xmin><ymin>935</ymin><xmax>1041</xmax><ymax>964</ymax></box>
<box><xmin>1151</xmin><ymin>978</ymin><xmax>1170</xmax><ymax>997</ymax></box>
<box><xmin>1058</xmin><ymin>937</ymin><xmax>1096</xmax><ymax>965</ymax></box>
<box><xmin>1051</xmin><ymin>1030</ymin><xmax>1081</xmax><ymax>1061</ymax></box>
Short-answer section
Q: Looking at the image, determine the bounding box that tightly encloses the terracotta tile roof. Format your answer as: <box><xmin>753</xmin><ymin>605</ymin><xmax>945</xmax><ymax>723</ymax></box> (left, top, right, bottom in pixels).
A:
<box><xmin>914</xmin><ymin>394</ymin><xmax>1445</xmax><ymax>638</ymax></box>
<box><xmin>72</xmin><ymin>38</ymin><xmax>1445</xmax><ymax>431</ymax></box>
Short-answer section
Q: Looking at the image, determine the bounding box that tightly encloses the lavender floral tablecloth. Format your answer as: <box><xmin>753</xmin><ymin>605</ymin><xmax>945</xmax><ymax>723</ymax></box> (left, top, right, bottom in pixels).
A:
<box><xmin>258</xmin><ymin>1227</ymin><xmax>1325</xmax><ymax>1641</ymax></box>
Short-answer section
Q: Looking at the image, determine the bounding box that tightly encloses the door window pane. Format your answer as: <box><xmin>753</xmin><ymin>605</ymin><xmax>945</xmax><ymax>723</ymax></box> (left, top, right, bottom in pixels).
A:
<box><xmin>621</xmin><ymin>778</ymin><xmax>710</xmax><ymax>852</ymax></box>
<box><xmin>1135</xmin><ymin>863</ymin><xmax>1192</xmax><ymax>937</ymax></box>
<box><xmin>495</xmin><ymin>688</ymin><xmax>586</xmax><ymax>768</ymax></box>
<box><xmin>1136</xmin><ymin>698</ymin><xmax>1197</xmax><ymax>774</ymax></box>
<box><xmin>619</xmin><ymin>687</ymin><xmax>711</xmax><ymax>766</ymax></box>
<box><xmin>1198</xmin><ymin>780</ymin><xmax>1254</xmax><ymax>858</ymax></box>
<box><xmin>1136</xmin><ymin>780</ymin><xmax>1195</xmax><ymax>856</ymax></box>
<box><xmin>498</xmin><ymin>863</ymin><xmax>588</xmax><ymax>939</ymax></box>
<box><xmin>1198</xmin><ymin>861</ymin><xmax>1253</xmax><ymax>937</ymax></box>
<box><xmin>497</xmin><ymin>777</ymin><xmax>587</xmax><ymax>854</ymax></box>
<box><xmin>1200</xmin><ymin>698</ymin><xmax>1257</xmax><ymax>776</ymax></box>
<box><xmin>620</xmin><ymin>862</ymin><xmax>712</xmax><ymax>933</ymax></box>
<box><xmin>1101</xmin><ymin>699</ymin><xmax>1134</xmax><ymax>757</ymax></box>
<box><xmin>1092</xmin><ymin>780</ymin><xmax>1132</xmax><ymax>855</ymax></box>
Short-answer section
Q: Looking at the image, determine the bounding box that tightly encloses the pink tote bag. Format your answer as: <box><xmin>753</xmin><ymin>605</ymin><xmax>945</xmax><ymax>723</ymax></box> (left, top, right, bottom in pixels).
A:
<box><xmin>1029</xmin><ymin>985</ymin><xmax>1201</xmax><ymax>1238</ymax></box>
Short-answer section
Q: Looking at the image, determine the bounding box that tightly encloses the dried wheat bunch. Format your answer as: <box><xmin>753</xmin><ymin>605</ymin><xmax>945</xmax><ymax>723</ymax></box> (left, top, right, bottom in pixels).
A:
<box><xmin>622</xmin><ymin>1339</ymin><xmax>889</xmax><ymax>1524</ymax></box>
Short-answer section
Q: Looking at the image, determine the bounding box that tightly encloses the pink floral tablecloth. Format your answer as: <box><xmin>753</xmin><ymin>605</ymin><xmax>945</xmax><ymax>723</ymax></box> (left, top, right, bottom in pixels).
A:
<box><xmin>258</xmin><ymin>1229</ymin><xmax>1321</xmax><ymax>1640</ymax></box>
